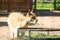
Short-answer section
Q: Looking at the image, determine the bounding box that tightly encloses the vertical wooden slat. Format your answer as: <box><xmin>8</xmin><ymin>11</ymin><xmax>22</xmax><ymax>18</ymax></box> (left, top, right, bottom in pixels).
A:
<box><xmin>54</xmin><ymin>0</ymin><xmax>56</xmax><ymax>10</ymax></box>
<box><xmin>2</xmin><ymin>0</ymin><xmax>8</xmax><ymax>10</ymax></box>
<box><xmin>8</xmin><ymin>0</ymin><xmax>18</xmax><ymax>10</ymax></box>
<box><xmin>34</xmin><ymin>0</ymin><xmax>36</xmax><ymax>12</ymax></box>
<box><xmin>0</xmin><ymin>0</ymin><xmax>2</xmax><ymax>9</ymax></box>
<box><xmin>18</xmin><ymin>0</ymin><xmax>32</xmax><ymax>10</ymax></box>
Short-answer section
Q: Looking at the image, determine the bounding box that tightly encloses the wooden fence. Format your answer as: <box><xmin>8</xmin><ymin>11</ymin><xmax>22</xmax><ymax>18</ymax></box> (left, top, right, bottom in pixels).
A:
<box><xmin>17</xmin><ymin>28</ymin><xmax>60</xmax><ymax>40</ymax></box>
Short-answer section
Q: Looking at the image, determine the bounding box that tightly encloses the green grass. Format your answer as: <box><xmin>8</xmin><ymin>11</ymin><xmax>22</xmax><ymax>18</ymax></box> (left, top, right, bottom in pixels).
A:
<box><xmin>33</xmin><ymin>0</ymin><xmax>60</xmax><ymax>10</ymax></box>
<box><xmin>35</xmin><ymin>0</ymin><xmax>54</xmax><ymax>10</ymax></box>
<box><xmin>24</xmin><ymin>33</ymin><xmax>60</xmax><ymax>38</ymax></box>
<box><xmin>56</xmin><ymin>0</ymin><xmax>60</xmax><ymax>2</ymax></box>
<box><xmin>36</xmin><ymin>3</ymin><xmax>54</xmax><ymax>10</ymax></box>
<box><xmin>56</xmin><ymin>4</ymin><xmax>60</xmax><ymax>10</ymax></box>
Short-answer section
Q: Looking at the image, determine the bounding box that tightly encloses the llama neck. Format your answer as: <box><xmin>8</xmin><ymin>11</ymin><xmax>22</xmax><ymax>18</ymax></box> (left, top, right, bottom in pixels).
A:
<box><xmin>21</xmin><ymin>19</ymin><xmax>29</xmax><ymax>28</ymax></box>
<box><xmin>17</xmin><ymin>19</ymin><xmax>29</xmax><ymax>28</ymax></box>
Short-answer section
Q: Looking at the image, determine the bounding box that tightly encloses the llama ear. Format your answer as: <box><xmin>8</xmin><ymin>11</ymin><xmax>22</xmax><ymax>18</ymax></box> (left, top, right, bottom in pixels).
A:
<box><xmin>26</xmin><ymin>9</ymin><xmax>31</xmax><ymax>16</ymax></box>
<box><xmin>30</xmin><ymin>9</ymin><xmax>34</xmax><ymax>14</ymax></box>
<box><xmin>24</xmin><ymin>9</ymin><xmax>29</xmax><ymax>16</ymax></box>
<box><xmin>26</xmin><ymin>9</ymin><xmax>33</xmax><ymax>16</ymax></box>
<box><xmin>30</xmin><ymin>9</ymin><xmax>33</xmax><ymax>12</ymax></box>
<box><xmin>26</xmin><ymin>12</ymin><xmax>30</xmax><ymax>17</ymax></box>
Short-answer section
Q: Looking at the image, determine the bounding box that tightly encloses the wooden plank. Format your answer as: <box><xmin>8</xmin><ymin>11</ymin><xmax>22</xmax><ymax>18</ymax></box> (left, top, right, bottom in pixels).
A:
<box><xmin>1</xmin><ymin>0</ymin><xmax>32</xmax><ymax>10</ymax></box>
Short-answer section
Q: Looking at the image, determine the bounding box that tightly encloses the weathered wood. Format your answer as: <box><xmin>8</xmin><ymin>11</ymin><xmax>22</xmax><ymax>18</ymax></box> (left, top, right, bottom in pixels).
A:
<box><xmin>0</xmin><ymin>0</ymin><xmax>32</xmax><ymax>11</ymax></box>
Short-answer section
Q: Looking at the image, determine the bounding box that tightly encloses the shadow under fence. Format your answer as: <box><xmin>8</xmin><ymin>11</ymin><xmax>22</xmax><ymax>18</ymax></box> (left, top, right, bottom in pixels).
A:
<box><xmin>35</xmin><ymin>10</ymin><xmax>60</xmax><ymax>16</ymax></box>
<box><xmin>0</xmin><ymin>22</ymin><xmax>8</xmax><ymax>26</ymax></box>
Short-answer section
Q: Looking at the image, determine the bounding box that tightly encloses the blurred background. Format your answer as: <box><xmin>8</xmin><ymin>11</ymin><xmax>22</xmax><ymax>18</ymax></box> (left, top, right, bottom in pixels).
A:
<box><xmin>0</xmin><ymin>0</ymin><xmax>60</xmax><ymax>40</ymax></box>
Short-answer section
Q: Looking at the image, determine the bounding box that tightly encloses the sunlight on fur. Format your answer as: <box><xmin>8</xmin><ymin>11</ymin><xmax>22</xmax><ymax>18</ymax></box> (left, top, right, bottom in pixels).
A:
<box><xmin>7</xmin><ymin>10</ymin><xmax>38</xmax><ymax>40</ymax></box>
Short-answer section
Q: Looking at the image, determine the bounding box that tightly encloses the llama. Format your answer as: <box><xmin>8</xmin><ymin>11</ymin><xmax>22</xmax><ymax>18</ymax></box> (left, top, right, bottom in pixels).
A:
<box><xmin>7</xmin><ymin>10</ymin><xmax>38</xmax><ymax>39</ymax></box>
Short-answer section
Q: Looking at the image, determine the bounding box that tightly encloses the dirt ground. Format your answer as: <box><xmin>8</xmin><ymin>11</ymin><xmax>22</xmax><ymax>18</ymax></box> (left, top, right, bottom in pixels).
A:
<box><xmin>0</xmin><ymin>26</ymin><xmax>11</xmax><ymax>40</ymax></box>
<box><xmin>0</xmin><ymin>16</ymin><xmax>60</xmax><ymax>40</ymax></box>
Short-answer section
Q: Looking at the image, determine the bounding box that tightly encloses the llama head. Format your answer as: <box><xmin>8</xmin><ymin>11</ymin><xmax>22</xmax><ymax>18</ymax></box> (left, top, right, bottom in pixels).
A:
<box><xmin>25</xmin><ymin>9</ymin><xmax>38</xmax><ymax>24</ymax></box>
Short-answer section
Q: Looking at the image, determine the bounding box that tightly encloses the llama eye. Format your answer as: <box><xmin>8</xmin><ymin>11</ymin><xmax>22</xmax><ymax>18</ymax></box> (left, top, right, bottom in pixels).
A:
<box><xmin>32</xmin><ymin>16</ymin><xmax>35</xmax><ymax>20</ymax></box>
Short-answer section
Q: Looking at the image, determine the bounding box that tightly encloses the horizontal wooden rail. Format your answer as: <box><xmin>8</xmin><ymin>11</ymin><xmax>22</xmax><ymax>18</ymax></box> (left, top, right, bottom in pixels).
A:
<box><xmin>17</xmin><ymin>28</ymin><xmax>60</xmax><ymax>40</ymax></box>
<box><xmin>18</xmin><ymin>28</ymin><xmax>60</xmax><ymax>31</ymax></box>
